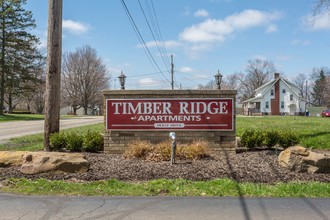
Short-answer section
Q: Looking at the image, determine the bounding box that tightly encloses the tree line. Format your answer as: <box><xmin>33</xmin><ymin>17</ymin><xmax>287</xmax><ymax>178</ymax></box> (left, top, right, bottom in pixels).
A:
<box><xmin>198</xmin><ymin>58</ymin><xmax>330</xmax><ymax>108</ymax></box>
<box><xmin>0</xmin><ymin>0</ymin><xmax>329</xmax><ymax>116</ymax></box>
<box><xmin>0</xmin><ymin>0</ymin><xmax>110</xmax><ymax>116</ymax></box>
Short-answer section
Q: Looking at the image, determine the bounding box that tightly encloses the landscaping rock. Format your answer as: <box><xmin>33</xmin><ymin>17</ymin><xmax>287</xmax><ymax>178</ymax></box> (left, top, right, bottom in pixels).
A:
<box><xmin>278</xmin><ymin>146</ymin><xmax>330</xmax><ymax>173</ymax></box>
<box><xmin>0</xmin><ymin>151</ymin><xmax>27</xmax><ymax>167</ymax></box>
<box><xmin>20</xmin><ymin>152</ymin><xmax>90</xmax><ymax>175</ymax></box>
<box><xmin>1</xmin><ymin>151</ymin><xmax>330</xmax><ymax>183</ymax></box>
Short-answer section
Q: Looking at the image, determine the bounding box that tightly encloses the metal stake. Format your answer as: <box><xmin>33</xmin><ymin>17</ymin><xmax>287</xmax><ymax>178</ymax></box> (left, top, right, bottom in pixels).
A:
<box><xmin>169</xmin><ymin>132</ymin><xmax>176</xmax><ymax>165</ymax></box>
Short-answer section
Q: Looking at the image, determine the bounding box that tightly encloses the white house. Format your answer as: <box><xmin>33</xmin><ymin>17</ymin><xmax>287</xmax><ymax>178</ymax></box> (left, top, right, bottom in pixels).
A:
<box><xmin>242</xmin><ymin>73</ymin><xmax>306</xmax><ymax>116</ymax></box>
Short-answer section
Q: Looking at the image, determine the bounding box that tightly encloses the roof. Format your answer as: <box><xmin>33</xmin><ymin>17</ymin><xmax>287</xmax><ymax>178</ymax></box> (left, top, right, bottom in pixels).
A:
<box><xmin>243</xmin><ymin>75</ymin><xmax>302</xmax><ymax>103</ymax></box>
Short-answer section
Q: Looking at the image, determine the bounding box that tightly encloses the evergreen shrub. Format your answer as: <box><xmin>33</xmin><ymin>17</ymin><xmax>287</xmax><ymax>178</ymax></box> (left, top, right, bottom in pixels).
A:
<box><xmin>66</xmin><ymin>132</ymin><xmax>84</xmax><ymax>152</ymax></box>
<box><xmin>83</xmin><ymin>131</ymin><xmax>104</xmax><ymax>152</ymax></box>
<box><xmin>49</xmin><ymin>132</ymin><xmax>67</xmax><ymax>151</ymax></box>
<box><xmin>240</xmin><ymin>128</ymin><xmax>300</xmax><ymax>149</ymax></box>
<box><xmin>240</xmin><ymin>129</ymin><xmax>263</xmax><ymax>149</ymax></box>
<box><xmin>263</xmin><ymin>129</ymin><xmax>281</xmax><ymax>148</ymax></box>
<box><xmin>278</xmin><ymin>129</ymin><xmax>300</xmax><ymax>149</ymax></box>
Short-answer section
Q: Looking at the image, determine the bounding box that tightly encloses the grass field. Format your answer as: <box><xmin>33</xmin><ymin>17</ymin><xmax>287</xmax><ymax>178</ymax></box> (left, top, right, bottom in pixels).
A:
<box><xmin>0</xmin><ymin>114</ymin><xmax>44</xmax><ymax>122</ymax></box>
<box><xmin>236</xmin><ymin>115</ymin><xmax>330</xmax><ymax>149</ymax></box>
<box><xmin>0</xmin><ymin>116</ymin><xmax>329</xmax><ymax>197</ymax></box>
<box><xmin>1</xmin><ymin>178</ymin><xmax>329</xmax><ymax>197</ymax></box>
<box><xmin>0</xmin><ymin>123</ymin><xmax>104</xmax><ymax>151</ymax></box>
<box><xmin>0</xmin><ymin>114</ymin><xmax>79</xmax><ymax>123</ymax></box>
<box><xmin>0</xmin><ymin>115</ymin><xmax>329</xmax><ymax>150</ymax></box>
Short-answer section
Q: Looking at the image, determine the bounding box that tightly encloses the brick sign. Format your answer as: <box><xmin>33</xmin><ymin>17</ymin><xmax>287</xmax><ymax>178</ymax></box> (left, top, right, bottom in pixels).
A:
<box><xmin>106</xmin><ymin>98</ymin><xmax>234</xmax><ymax>130</ymax></box>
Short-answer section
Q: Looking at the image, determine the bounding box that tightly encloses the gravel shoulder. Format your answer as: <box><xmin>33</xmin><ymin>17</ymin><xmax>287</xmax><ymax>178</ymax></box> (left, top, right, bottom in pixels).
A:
<box><xmin>1</xmin><ymin>150</ymin><xmax>329</xmax><ymax>184</ymax></box>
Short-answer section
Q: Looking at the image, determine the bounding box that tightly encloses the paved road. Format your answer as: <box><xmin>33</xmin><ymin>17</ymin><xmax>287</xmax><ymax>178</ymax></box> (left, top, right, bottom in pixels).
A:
<box><xmin>0</xmin><ymin>116</ymin><xmax>104</xmax><ymax>143</ymax></box>
<box><xmin>0</xmin><ymin>194</ymin><xmax>329</xmax><ymax>220</ymax></box>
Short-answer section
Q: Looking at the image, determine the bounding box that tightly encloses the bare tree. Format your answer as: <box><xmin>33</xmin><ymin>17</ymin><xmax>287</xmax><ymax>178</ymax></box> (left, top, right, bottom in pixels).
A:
<box><xmin>236</xmin><ymin>59</ymin><xmax>276</xmax><ymax>101</ymax></box>
<box><xmin>198</xmin><ymin>74</ymin><xmax>239</xmax><ymax>91</ymax></box>
<box><xmin>222</xmin><ymin>74</ymin><xmax>240</xmax><ymax>90</ymax></box>
<box><xmin>293</xmin><ymin>73</ymin><xmax>307</xmax><ymax>97</ymax></box>
<box><xmin>198</xmin><ymin>80</ymin><xmax>215</xmax><ymax>90</ymax></box>
<box><xmin>62</xmin><ymin>45</ymin><xmax>110</xmax><ymax>115</ymax></box>
<box><xmin>313</xmin><ymin>0</ymin><xmax>330</xmax><ymax>15</ymax></box>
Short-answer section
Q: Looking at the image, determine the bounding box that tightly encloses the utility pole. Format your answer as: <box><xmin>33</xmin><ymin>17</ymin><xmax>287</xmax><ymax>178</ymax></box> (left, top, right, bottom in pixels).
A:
<box><xmin>305</xmin><ymin>80</ymin><xmax>308</xmax><ymax>116</ymax></box>
<box><xmin>171</xmin><ymin>54</ymin><xmax>174</xmax><ymax>90</ymax></box>
<box><xmin>44</xmin><ymin>0</ymin><xmax>63</xmax><ymax>151</ymax></box>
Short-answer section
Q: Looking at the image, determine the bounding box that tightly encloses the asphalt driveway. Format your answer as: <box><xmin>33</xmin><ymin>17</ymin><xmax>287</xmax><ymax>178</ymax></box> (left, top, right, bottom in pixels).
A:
<box><xmin>0</xmin><ymin>116</ymin><xmax>103</xmax><ymax>143</ymax></box>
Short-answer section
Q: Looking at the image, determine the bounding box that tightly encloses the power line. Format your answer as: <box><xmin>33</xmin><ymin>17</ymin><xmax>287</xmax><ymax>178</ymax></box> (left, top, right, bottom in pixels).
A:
<box><xmin>138</xmin><ymin>0</ymin><xmax>170</xmax><ymax>74</ymax></box>
<box><xmin>175</xmin><ymin>70</ymin><xmax>205</xmax><ymax>87</ymax></box>
<box><xmin>120</xmin><ymin>0</ymin><xmax>157</xmax><ymax>72</ymax></box>
<box><xmin>145</xmin><ymin>0</ymin><xmax>170</xmax><ymax>67</ymax></box>
<box><xmin>126</xmin><ymin>71</ymin><xmax>167</xmax><ymax>78</ymax></box>
<box><xmin>120</xmin><ymin>0</ymin><xmax>171</xmax><ymax>84</ymax></box>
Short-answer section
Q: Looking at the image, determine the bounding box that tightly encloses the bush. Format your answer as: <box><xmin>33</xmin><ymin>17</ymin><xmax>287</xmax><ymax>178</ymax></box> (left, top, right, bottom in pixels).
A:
<box><xmin>240</xmin><ymin>128</ymin><xmax>300</xmax><ymax>150</ymax></box>
<box><xmin>263</xmin><ymin>129</ymin><xmax>280</xmax><ymax>148</ymax></box>
<box><xmin>11</xmin><ymin>110</ymin><xmax>32</xmax><ymax>114</ymax></box>
<box><xmin>66</xmin><ymin>132</ymin><xmax>84</xmax><ymax>152</ymax></box>
<box><xmin>49</xmin><ymin>132</ymin><xmax>67</xmax><ymax>151</ymax></box>
<box><xmin>124</xmin><ymin>140</ymin><xmax>210</xmax><ymax>161</ymax></box>
<box><xmin>150</xmin><ymin>141</ymin><xmax>172</xmax><ymax>161</ymax></box>
<box><xmin>177</xmin><ymin>140</ymin><xmax>210</xmax><ymax>160</ymax></box>
<box><xmin>123</xmin><ymin>140</ymin><xmax>153</xmax><ymax>159</ymax></box>
<box><xmin>83</xmin><ymin>131</ymin><xmax>104</xmax><ymax>152</ymax></box>
<box><xmin>240</xmin><ymin>129</ymin><xmax>263</xmax><ymax>149</ymax></box>
<box><xmin>278</xmin><ymin>130</ymin><xmax>300</xmax><ymax>149</ymax></box>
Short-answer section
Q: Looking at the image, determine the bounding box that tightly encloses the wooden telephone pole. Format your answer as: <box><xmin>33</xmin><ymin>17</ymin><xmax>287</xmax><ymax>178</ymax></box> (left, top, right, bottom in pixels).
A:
<box><xmin>44</xmin><ymin>0</ymin><xmax>63</xmax><ymax>151</ymax></box>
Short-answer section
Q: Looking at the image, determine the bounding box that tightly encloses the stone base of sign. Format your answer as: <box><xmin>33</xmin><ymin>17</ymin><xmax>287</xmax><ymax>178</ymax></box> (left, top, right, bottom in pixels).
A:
<box><xmin>103</xmin><ymin>90</ymin><xmax>237</xmax><ymax>157</ymax></box>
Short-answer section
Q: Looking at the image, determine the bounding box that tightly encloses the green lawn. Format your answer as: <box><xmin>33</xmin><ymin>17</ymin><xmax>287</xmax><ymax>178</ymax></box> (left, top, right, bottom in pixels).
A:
<box><xmin>0</xmin><ymin>113</ymin><xmax>80</xmax><ymax>122</ymax></box>
<box><xmin>1</xmin><ymin>115</ymin><xmax>329</xmax><ymax>150</ymax></box>
<box><xmin>236</xmin><ymin>116</ymin><xmax>330</xmax><ymax>149</ymax></box>
<box><xmin>0</xmin><ymin>116</ymin><xmax>329</xmax><ymax>197</ymax></box>
<box><xmin>1</xmin><ymin>178</ymin><xmax>329</xmax><ymax>197</ymax></box>
<box><xmin>0</xmin><ymin>123</ymin><xmax>104</xmax><ymax>151</ymax></box>
<box><xmin>0</xmin><ymin>114</ymin><xmax>44</xmax><ymax>122</ymax></box>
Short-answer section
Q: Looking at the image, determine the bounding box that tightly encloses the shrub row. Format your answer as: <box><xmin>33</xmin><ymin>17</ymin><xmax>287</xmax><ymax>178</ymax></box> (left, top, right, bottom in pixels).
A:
<box><xmin>240</xmin><ymin>128</ymin><xmax>300</xmax><ymax>149</ymax></box>
<box><xmin>123</xmin><ymin>140</ymin><xmax>210</xmax><ymax>161</ymax></box>
<box><xmin>50</xmin><ymin>131</ymin><xmax>103</xmax><ymax>152</ymax></box>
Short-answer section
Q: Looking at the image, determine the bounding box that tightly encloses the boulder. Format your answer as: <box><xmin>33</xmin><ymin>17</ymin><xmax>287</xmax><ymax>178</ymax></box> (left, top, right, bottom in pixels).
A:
<box><xmin>20</xmin><ymin>152</ymin><xmax>90</xmax><ymax>175</ymax></box>
<box><xmin>0</xmin><ymin>151</ymin><xmax>27</xmax><ymax>167</ymax></box>
<box><xmin>278</xmin><ymin>146</ymin><xmax>330</xmax><ymax>173</ymax></box>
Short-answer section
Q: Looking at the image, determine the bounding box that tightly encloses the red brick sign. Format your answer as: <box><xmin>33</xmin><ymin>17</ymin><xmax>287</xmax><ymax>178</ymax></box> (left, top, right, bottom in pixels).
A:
<box><xmin>106</xmin><ymin>98</ymin><xmax>234</xmax><ymax>130</ymax></box>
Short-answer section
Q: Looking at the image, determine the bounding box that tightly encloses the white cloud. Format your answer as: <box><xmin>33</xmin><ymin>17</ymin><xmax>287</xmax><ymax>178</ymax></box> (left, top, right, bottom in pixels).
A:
<box><xmin>266</xmin><ymin>24</ymin><xmax>278</xmax><ymax>33</ymax></box>
<box><xmin>139</xmin><ymin>40</ymin><xmax>182</xmax><ymax>48</ymax></box>
<box><xmin>290</xmin><ymin>39</ymin><xmax>311</xmax><ymax>46</ymax></box>
<box><xmin>138</xmin><ymin>78</ymin><xmax>164</xmax><ymax>87</ymax></box>
<box><xmin>302</xmin><ymin>12</ymin><xmax>330</xmax><ymax>30</ymax></box>
<box><xmin>180</xmin><ymin>66</ymin><xmax>194</xmax><ymax>73</ymax></box>
<box><xmin>184</xmin><ymin>43</ymin><xmax>213</xmax><ymax>59</ymax></box>
<box><xmin>38</xmin><ymin>38</ymin><xmax>47</xmax><ymax>49</ymax></box>
<box><xmin>63</xmin><ymin>19</ymin><xmax>90</xmax><ymax>34</ymax></box>
<box><xmin>180</xmin><ymin>9</ymin><xmax>282</xmax><ymax>43</ymax></box>
<box><xmin>276</xmin><ymin>55</ymin><xmax>292</xmax><ymax>61</ymax></box>
<box><xmin>252</xmin><ymin>55</ymin><xmax>267</xmax><ymax>61</ymax></box>
<box><xmin>182</xmin><ymin>7</ymin><xmax>190</xmax><ymax>16</ymax></box>
<box><xmin>194</xmin><ymin>9</ymin><xmax>209</xmax><ymax>18</ymax></box>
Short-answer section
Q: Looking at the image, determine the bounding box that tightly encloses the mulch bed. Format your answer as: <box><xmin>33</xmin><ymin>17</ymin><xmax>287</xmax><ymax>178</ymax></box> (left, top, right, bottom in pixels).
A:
<box><xmin>0</xmin><ymin>150</ymin><xmax>329</xmax><ymax>184</ymax></box>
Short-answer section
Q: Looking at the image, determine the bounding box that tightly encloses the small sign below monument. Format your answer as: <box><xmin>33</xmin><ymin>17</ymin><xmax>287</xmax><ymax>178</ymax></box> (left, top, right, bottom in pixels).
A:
<box><xmin>106</xmin><ymin>98</ymin><xmax>233</xmax><ymax>130</ymax></box>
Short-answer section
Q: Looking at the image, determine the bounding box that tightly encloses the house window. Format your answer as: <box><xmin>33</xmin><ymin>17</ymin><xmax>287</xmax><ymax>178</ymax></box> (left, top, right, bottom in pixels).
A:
<box><xmin>290</xmin><ymin>94</ymin><xmax>293</xmax><ymax>101</ymax></box>
<box><xmin>282</xmin><ymin>89</ymin><xmax>286</xmax><ymax>94</ymax></box>
<box><xmin>281</xmin><ymin>101</ymin><xmax>284</xmax><ymax>109</ymax></box>
<box><xmin>265</xmin><ymin>101</ymin><xmax>269</xmax><ymax>109</ymax></box>
<box><xmin>271</xmin><ymin>89</ymin><xmax>274</xmax><ymax>96</ymax></box>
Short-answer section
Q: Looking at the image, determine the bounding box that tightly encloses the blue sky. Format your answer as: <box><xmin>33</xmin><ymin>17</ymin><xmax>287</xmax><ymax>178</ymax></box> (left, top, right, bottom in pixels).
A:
<box><xmin>25</xmin><ymin>0</ymin><xmax>329</xmax><ymax>89</ymax></box>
